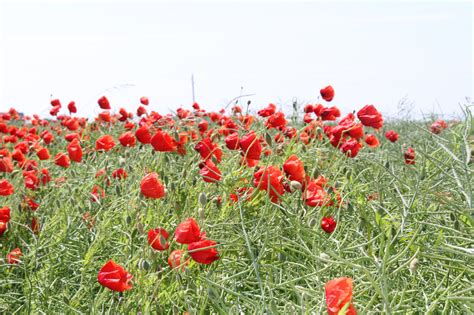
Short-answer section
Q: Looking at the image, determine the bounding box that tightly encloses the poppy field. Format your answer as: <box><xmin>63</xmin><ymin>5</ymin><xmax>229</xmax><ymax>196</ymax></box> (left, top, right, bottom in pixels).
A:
<box><xmin>0</xmin><ymin>87</ymin><xmax>473</xmax><ymax>314</ymax></box>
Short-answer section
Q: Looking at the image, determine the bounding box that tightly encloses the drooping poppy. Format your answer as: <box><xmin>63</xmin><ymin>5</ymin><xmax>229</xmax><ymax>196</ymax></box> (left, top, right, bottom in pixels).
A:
<box><xmin>168</xmin><ymin>249</ymin><xmax>189</xmax><ymax>270</ymax></box>
<box><xmin>283</xmin><ymin>155</ymin><xmax>306</xmax><ymax>185</ymax></box>
<box><xmin>357</xmin><ymin>105</ymin><xmax>383</xmax><ymax>129</ymax></box>
<box><xmin>96</xmin><ymin>135</ymin><xmax>116</xmax><ymax>151</ymax></box>
<box><xmin>340</xmin><ymin>139</ymin><xmax>363</xmax><ymax>158</ymax></box>
<box><xmin>140</xmin><ymin>96</ymin><xmax>149</xmax><ymax>105</ymax></box>
<box><xmin>140</xmin><ymin>173</ymin><xmax>166</xmax><ymax>199</ymax></box>
<box><xmin>404</xmin><ymin>147</ymin><xmax>416</xmax><ymax>165</ymax></box>
<box><xmin>175</xmin><ymin>218</ymin><xmax>201</xmax><ymax>244</ymax></box>
<box><xmin>147</xmin><ymin>228</ymin><xmax>170</xmax><ymax>251</ymax></box>
<box><xmin>240</xmin><ymin>131</ymin><xmax>262</xmax><ymax>161</ymax></box>
<box><xmin>320</xmin><ymin>85</ymin><xmax>335</xmax><ymax>102</ymax></box>
<box><xmin>151</xmin><ymin>131</ymin><xmax>177</xmax><ymax>152</ymax></box>
<box><xmin>188</xmin><ymin>239</ymin><xmax>219</xmax><ymax>265</ymax></box>
<box><xmin>364</xmin><ymin>134</ymin><xmax>379</xmax><ymax>148</ymax></box>
<box><xmin>325</xmin><ymin>277</ymin><xmax>357</xmax><ymax>315</ymax></box>
<box><xmin>257</xmin><ymin>103</ymin><xmax>276</xmax><ymax>117</ymax></box>
<box><xmin>7</xmin><ymin>248</ymin><xmax>22</xmax><ymax>264</ymax></box>
<box><xmin>199</xmin><ymin>160</ymin><xmax>222</xmax><ymax>183</ymax></box>
<box><xmin>97</xmin><ymin>260</ymin><xmax>133</xmax><ymax>292</ymax></box>
<box><xmin>321</xmin><ymin>216</ymin><xmax>337</xmax><ymax>233</ymax></box>
<box><xmin>385</xmin><ymin>130</ymin><xmax>398</xmax><ymax>143</ymax></box>
<box><xmin>97</xmin><ymin>96</ymin><xmax>111</xmax><ymax>110</ymax></box>
<box><xmin>253</xmin><ymin>166</ymin><xmax>285</xmax><ymax>203</ymax></box>
<box><xmin>54</xmin><ymin>153</ymin><xmax>70</xmax><ymax>168</ymax></box>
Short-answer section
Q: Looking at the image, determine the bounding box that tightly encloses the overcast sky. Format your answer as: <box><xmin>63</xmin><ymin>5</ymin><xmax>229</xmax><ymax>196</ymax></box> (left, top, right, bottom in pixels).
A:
<box><xmin>0</xmin><ymin>1</ymin><xmax>472</xmax><ymax>119</ymax></box>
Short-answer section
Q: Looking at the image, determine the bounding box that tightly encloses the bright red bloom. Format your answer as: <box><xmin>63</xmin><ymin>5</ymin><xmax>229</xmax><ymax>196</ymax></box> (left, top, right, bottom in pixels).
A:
<box><xmin>283</xmin><ymin>155</ymin><xmax>306</xmax><ymax>185</ymax></box>
<box><xmin>253</xmin><ymin>166</ymin><xmax>285</xmax><ymax>203</ymax></box>
<box><xmin>97</xmin><ymin>260</ymin><xmax>133</xmax><ymax>292</ymax></box>
<box><xmin>140</xmin><ymin>96</ymin><xmax>149</xmax><ymax>105</ymax></box>
<box><xmin>357</xmin><ymin>105</ymin><xmax>383</xmax><ymax>129</ymax></box>
<box><xmin>385</xmin><ymin>130</ymin><xmax>399</xmax><ymax>143</ymax></box>
<box><xmin>54</xmin><ymin>153</ymin><xmax>70</xmax><ymax>168</ymax></box>
<box><xmin>364</xmin><ymin>134</ymin><xmax>379</xmax><ymax>148</ymax></box>
<box><xmin>340</xmin><ymin>139</ymin><xmax>363</xmax><ymax>158</ymax></box>
<box><xmin>168</xmin><ymin>249</ymin><xmax>189</xmax><ymax>270</ymax></box>
<box><xmin>258</xmin><ymin>103</ymin><xmax>276</xmax><ymax>117</ymax></box>
<box><xmin>188</xmin><ymin>239</ymin><xmax>219</xmax><ymax>265</ymax></box>
<box><xmin>404</xmin><ymin>147</ymin><xmax>416</xmax><ymax>165</ymax></box>
<box><xmin>147</xmin><ymin>228</ymin><xmax>170</xmax><ymax>251</ymax></box>
<box><xmin>325</xmin><ymin>277</ymin><xmax>357</xmax><ymax>315</ymax></box>
<box><xmin>198</xmin><ymin>120</ymin><xmax>209</xmax><ymax>133</ymax></box>
<box><xmin>151</xmin><ymin>131</ymin><xmax>176</xmax><ymax>152</ymax></box>
<box><xmin>225</xmin><ymin>133</ymin><xmax>240</xmax><ymax>150</ymax></box>
<box><xmin>112</xmin><ymin>168</ymin><xmax>128</xmax><ymax>179</ymax></box>
<box><xmin>96</xmin><ymin>135</ymin><xmax>116</xmax><ymax>151</ymax></box>
<box><xmin>0</xmin><ymin>206</ymin><xmax>11</xmax><ymax>222</ymax></box>
<box><xmin>175</xmin><ymin>218</ymin><xmax>201</xmax><ymax>244</ymax></box>
<box><xmin>97</xmin><ymin>96</ymin><xmax>111</xmax><ymax>110</ymax></box>
<box><xmin>7</xmin><ymin>248</ymin><xmax>22</xmax><ymax>264</ymax></box>
<box><xmin>36</xmin><ymin>147</ymin><xmax>50</xmax><ymax>160</ymax></box>
<box><xmin>23</xmin><ymin>171</ymin><xmax>39</xmax><ymax>190</ymax></box>
<box><xmin>320</xmin><ymin>85</ymin><xmax>335</xmax><ymax>102</ymax></box>
<box><xmin>68</xmin><ymin>101</ymin><xmax>77</xmax><ymax>113</ymax></box>
<box><xmin>321</xmin><ymin>216</ymin><xmax>337</xmax><ymax>233</ymax></box>
<box><xmin>137</xmin><ymin>106</ymin><xmax>147</xmax><ymax>117</ymax></box>
<box><xmin>320</xmin><ymin>106</ymin><xmax>341</xmax><ymax>121</ymax></box>
<box><xmin>0</xmin><ymin>221</ymin><xmax>7</xmax><ymax>235</ymax></box>
<box><xmin>240</xmin><ymin>131</ymin><xmax>262</xmax><ymax>161</ymax></box>
<box><xmin>67</xmin><ymin>139</ymin><xmax>83</xmax><ymax>162</ymax></box>
<box><xmin>40</xmin><ymin>168</ymin><xmax>51</xmax><ymax>185</ymax></box>
<box><xmin>265</xmin><ymin>111</ymin><xmax>287</xmax><ymax>129</ymax></box>
<box><xmin>119</xmin><ymin>131</ymin><xmax>136</xmax><ymax>147</ymax></box>
<box><xmin>195</xmin><ymin>138</ymin><xmax>222</xmax><ymax>162</ymax></box>
<box><xmin>140</xmin><ymin>173</ymin><xmax>166</xmax><ymax>199</ymax></box>
<box><xmin>135</xmin><ymin>126</ymin><xmax>152</xmax><ymax>144</ymax></box>
<box><xmin>304</xmin><ymin>180</ymin><xmax>328</xmax><ymax>207</ymax></box>
<box><xmin>0</xmin><ymin>157</ymin><xmax>14</xmax><ymax>173</ymax></box>
<box><xmin>199</xmin><ymin>160</ymin><xmax>222</xmax><ymax>183</ymax></box>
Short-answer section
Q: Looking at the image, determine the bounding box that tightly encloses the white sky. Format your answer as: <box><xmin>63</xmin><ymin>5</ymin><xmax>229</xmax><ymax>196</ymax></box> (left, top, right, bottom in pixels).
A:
<box><xmin>0</xmin><ymin>0</ymin><xmax>472</xmax><ymax>119</ymax></box>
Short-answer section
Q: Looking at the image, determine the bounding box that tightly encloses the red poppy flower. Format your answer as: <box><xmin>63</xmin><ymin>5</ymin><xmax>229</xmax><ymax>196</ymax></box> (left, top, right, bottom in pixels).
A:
<box><xmin>135</xmin><ymin>126</ymin><xmax>152</xmax><ymax>144</ymax></box>
<box><xmin>188</xmin><ymin>239</ymin><xmax>219</xmax><ymax>265</ymax></box>
<box><xmin>258</xmin><ymin>103</ymin><xmax>276</xmax><ymax>117</ymax></box>
<box><xmin>26</xmin><ymin>197</ymin><xmax>39</xmax><ymax>211</ymax></box>
<box><xmin>137</xmin><ymin>106</ymin><xmax>147</xmax><ymax>117</ymax></box>
<box><xmin>325</xmin><ymin>277</ymin><xmax>357</xmax><ymax>315</ymax></box>
<box><xmin>320</xmin><ymin>106</ymin><xmax>341</xmax><ymax>121</ymax></box>
<box><xmin>430</xmin><ymin>119</ymin><xmax>447</xmax><ymax>134</ymax></box>
<box><xmin>151</xmin><ymin>131</ymin><xmax>177</xmax><ymax>152</ymax></box>
<box><xmin>112</xmin><ymin>168</ymin><xmax>128</xmax><ymax>179</ymax></box>
<box><xmin>364</xmin><ymin>134</ymin><xmax>379</xmax><ymax>148</ymax></box>
<box><xmin>40</xmin><ymin>168</ymin><xmax>51</xmax><ymax>185</ymax></box>
<box><xmin>97</xmin><ymin>260</ymin><xmax>133</xmax><ymax>292</ymax></box>
<box><xmin>7</xmin><ymin>248</ymin><xmax>22</xmax><ymax>264</ymax></box>
<box><xmin>195</xmin><ymin>138</ymin><xmax>222</xmax><ymax>162</ymax></box>
<box><xmin>0</xmin><ymin>221</ymin><xmax>7</xmax><ymax>235</ymax></box>
<box><xmin>404</xmin><ymin>147</ymin><xmax>416</xmax><ymax>165</ymax></box>
<box><xmin>321</xmin><ymin>216</ymin><xmax>337</xmax><ymax>233</ymax></box>
<box><xmin>54</xmin><ymin>153</ymin><xmax>70</xmax><ymax>168</ymax></box>
<box><xmin>140</xmin><ymin>173</ymin><xmax>166</xmax><ymax>199</ymax></box>
<box><xmin>265</xmin><ymin>111</ymin><xmax>287</xmax><ymax>129</ymax></box>
<box><xmin>23</xmin><ymin>171</ymin><xmax>39</xmax><ymax>190</ymax></box>
<box><xmin>96</xmin><ymin>135</ymin><xmax>115</xmax><ymax>151</ymax></box>
<box><xmin>340</xmin><ymin>139</ymin><xmax>363</xmax><ymax>158</ymax></box>
<box><xmin>240</xmin><ymin>131</ymin><xmax>262</xmax><ymax>161</ymax></box>
<box><xmin>225</xmin><ymin>133</ymin><xmax>240</xmax><ymax>150</ymax></box>
<box><xmin>119</xmin><ymin>132</ymin><xmax>136</xmax><ymax>147</ymax></box>
<box><xmin>91</xmin><ymin>185</ymin><xmax>105</xmax><ymax>202</ymax></box>
<box><xmin>175</xmin><ymin>218</ymin><xmax>201</xmax><ymax>244</ymax></box>
<box><xmin>304</xmin><ymin>104</ymin><xmax>314</xmax><ymax>113</ymax></box>
<box><xmin>283</xmin><ymin>155</ymin><xmax>306</xmax><ymax>185</ymax></box>
<box><xmin>253</xmin><ymin>166</ymin><xmax>285</xmax><ymax>203</ymax></box>
<box><xmin>168</xmin><ymin>249</ymin><xmax>189</xmax><ymax>270</ymax></box>
<box><xmin>385</xmin><ymin>130</ymin><xmax>398</xmax><ymax>143</ymax></box>
<box><xmin>50</xmin><ymin>99</ymin><xmax>61</xmax><ymax>107</ymax></box>
<box><xmin>67</xmin><ymin>139</ymin><xmax>83</xmax><ymax>162</ymax></box>
<box><xmin>199</xmin><ymin>160</ymin><xmax>222</xmax><ymax>183</ymax></box>
<box><xmin>31</xmin><ymin>217</ymin><xmax>40</xmax><ymax>234</ymax></box>
<box><xmin>140</xmin><ymin>96</ymin><xmax>149</xmax><ymax>105</ymax></box>
<box><xmin>68</xmin><ymin>101</ymin><xmax>77</xmax><ymax>113</ymax></box>
<box><xmin>198</xmin><ymin>120</ymin><xmax>209</xmax><ymax>133</ymax></box>
<box><xmin>320</xmin><ymin>85</ymin><xmax>335</xmax><ymax>102</ymax></box>
<box><xmin>357</xmin><ymin>105</ymin><xmax>383</xmax><ymax>129</ymax></box>
<box><xmin>147</xmin><ymin>228</ymin><xmax>170</xmax><ymax>251</ymax></box>
<box><xmin>97</xmin><ymin>96</ymin><xmax>111</xmax><ymax>110</ymax></box>
<box><xmin>0</xmin><ymin>157</ymin><xmax>14</xmax><ymax>173</ymax></box>
<box><xmin>304</xmin><ymin>180</ymin><xmax>329</xmax><ymax>207</ymax></box>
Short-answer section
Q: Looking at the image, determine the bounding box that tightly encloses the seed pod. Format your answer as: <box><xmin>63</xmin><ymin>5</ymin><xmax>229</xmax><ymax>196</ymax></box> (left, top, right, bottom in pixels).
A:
<box><xmin>278</xmin><ymin>252</ymin><xmax>286</xmax><ymax>262</ymax></box>
<box><xmin>119</xmin><ymin>156</ymin><xmax>126</xmax><ymax>166</ymax></box>
<box><xmin>312</xmin><ymin>168</ymin><xmax>320</xmax><ymax>179</ymax></box>
<box><xmin>290</xmin><ymin>181</ymin><xmax>302</xmax><ymax>191</ymax></box>
<box><xmin>198</xmin><ymin>192</ymin><xmax>207</xmax><ymax>206</ymax></box>
<box><xmin>126</xmin><ymin>216</ymin><xmax>132</xmax><ymax>225</ymax></box>
<box><xmin>409</xmin><ymin>258</ymin><xmax>419</xmax><ymax>273</ymax></box>
<box><xmin>320</xmin><ymin>253</ymin><xmax>330</xmax><ymax>261</ymax></box>
<box><xmin>308</xmin><ymin>217</ymin><xmax>317</xmax><ymax>228</ymax></box>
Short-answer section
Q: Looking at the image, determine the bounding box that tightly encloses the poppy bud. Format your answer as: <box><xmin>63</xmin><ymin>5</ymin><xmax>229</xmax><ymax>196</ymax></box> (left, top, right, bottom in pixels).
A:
<box><xmin>409</xmin><ymin>258</ymin><xmax>419</xmax><ymax>273</ymax></box>
<box><xmin>319</xmin><ymin>252</ymin><xmax>330</xmax><ymax>261</ymax></box>
<box><xmin>290</xmin><ymin>180</ymin><xmax>302</xmax><ymax>191</ymax></box>
<box><xmin>198</xmin><ymin>192</ymin><xmax>207</xmax><ymax>206</ymax></box>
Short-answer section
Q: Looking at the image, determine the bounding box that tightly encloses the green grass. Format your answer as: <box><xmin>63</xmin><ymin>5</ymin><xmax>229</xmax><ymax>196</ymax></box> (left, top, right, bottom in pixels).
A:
<box><xmin>1</xmin><ymin>105</ymin><xmax>473</xmax><ymax>314</ymax></box>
